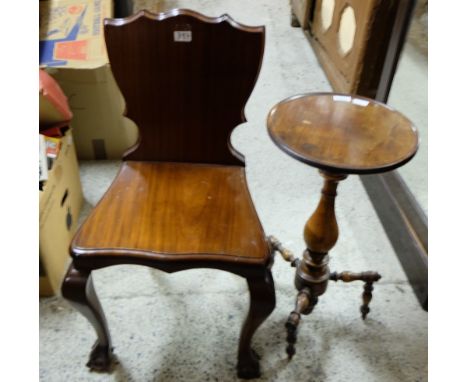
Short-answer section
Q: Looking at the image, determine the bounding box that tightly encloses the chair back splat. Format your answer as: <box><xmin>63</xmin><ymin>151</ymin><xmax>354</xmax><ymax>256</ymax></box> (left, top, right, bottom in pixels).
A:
<box><xmin>104</xmin><ymin>9</ymin><xmax>265</xmax><ymax>165</ymax></box>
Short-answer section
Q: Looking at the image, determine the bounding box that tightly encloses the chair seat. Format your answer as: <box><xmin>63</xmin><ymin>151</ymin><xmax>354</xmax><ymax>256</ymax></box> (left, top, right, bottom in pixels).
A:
<box><xmin>71</xmin><ymin>161</ymin><xmax>270</xmax><ymax>266</ymax></box>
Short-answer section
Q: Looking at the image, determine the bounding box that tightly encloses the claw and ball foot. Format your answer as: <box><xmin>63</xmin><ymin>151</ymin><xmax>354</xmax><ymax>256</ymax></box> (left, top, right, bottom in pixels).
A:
<box><xmin>329</xmin><ymin>271</ymin><xmax>382</xmax><ymax>320</ymax></box>
<box><xmin>87</xmin><ymin>341</ymin><xmax>114</xmax><ymax>371</ymax></box>
<box><xmin>237</xmin><ymin>270</ymin><xmax>276</xmax><ymax>379</ymax></box>
<box><xmin>63</xmin><ymin>264</ymin><xmax>275</xmax><ymax>379</ymax></box>
<box><xmin>61</xmin><ymin>264</ymin><xmax>114</xmax><ymax>372</ymax></box>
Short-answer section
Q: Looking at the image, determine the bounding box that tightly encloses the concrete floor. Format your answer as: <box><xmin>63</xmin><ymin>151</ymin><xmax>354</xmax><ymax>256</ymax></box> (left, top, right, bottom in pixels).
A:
<box><xmin>39</xmin><ymin>1</ymin><xmax>428</xmax><ymax>381</ymax></box>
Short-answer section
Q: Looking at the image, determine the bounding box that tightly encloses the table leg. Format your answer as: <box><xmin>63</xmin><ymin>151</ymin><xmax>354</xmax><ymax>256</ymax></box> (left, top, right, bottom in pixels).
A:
<box><xmin>285</xmin><ymin>171</ymin><xmax>347</xmax><ymax>358</ymax></box>
<box><xmin>329</xmin><ymin>271</ymin><xmax>382</xmax><ymax>319</ymax></box>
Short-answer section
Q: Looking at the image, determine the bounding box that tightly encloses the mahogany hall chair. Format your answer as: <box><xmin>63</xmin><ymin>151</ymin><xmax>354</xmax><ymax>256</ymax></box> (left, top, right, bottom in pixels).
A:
<box><xmin>61</xmin><ymin>9</ymin><xmax>275</xmax><ymax>379</ymax></box>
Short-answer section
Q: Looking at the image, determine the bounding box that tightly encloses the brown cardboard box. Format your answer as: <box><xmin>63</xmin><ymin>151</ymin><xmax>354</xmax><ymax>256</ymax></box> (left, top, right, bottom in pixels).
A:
<box><xmin>39</xmin><ymin>69</ymin><xmax>73</xmax><ymax>127</ymax></box>
<box><xmin>40</xmin><ymin>258</ymin><xmax>54</xmax><ymax>297</ymax></box>
<box><xmin>40</xmin><ymin>0</ymin><xmax>138</xmax><ymax>159</ymax></box>
<box><xmin>40</xmin><ymin>128</ymin><xmax>83</xmax><ymax>295</ymax></box>
<box><xmin>49</xmin><ymin>65</ymin><xmax>138</xmax><ymax>159</ymax></box>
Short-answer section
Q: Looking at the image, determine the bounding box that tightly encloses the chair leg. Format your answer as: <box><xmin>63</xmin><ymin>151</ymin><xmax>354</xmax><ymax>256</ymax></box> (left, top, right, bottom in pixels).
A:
<box><xmin>237</xmin><ymin>270</ymin><xmax>276</xmax><ymax>379</ymax></box>
<box><xmin>61</xmin><ymin>263</ymin><xmax>113</xmax><ymax>372</ymax></box>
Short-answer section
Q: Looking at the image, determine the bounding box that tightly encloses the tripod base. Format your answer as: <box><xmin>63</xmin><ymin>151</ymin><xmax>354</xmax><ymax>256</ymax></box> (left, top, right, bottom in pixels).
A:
<box><xmin>284</xmin><ymin>269</ymin><xmax>381</xmax><ymax>359</ymax></box>
<box><xmin>270</xmin><ymin>235</ymin><xmax>382</xmax><ymax>360</ymax></box>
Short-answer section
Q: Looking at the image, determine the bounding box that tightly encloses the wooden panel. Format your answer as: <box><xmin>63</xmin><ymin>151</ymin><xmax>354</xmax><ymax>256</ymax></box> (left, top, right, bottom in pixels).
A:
<box><xmin>104</xmin><ymin>9</ymin><xmax>265</xmax><ymax>165</ymax></box>
<box><xmin>291</xmin><ymin>0</ymin><xmax>313</xmax><ymax>28</ymax></box>
<box><xmin>309</xmin><ymin>0</ymin><xmax>398</xmax><ymax>97</ymax></box>
<box><xmin>267</xmin><ymin>93</ymin><xmax>418</xmax><ymax>174</ymax></box>
<box><xmin>72</xmin><ymin>162</ymin><xmax>269</xmax><ymax>266</ymax></box>
<box><xmin>312</xmin><ymin>0</ymin><xmax>376</xmax><ymax>87</ymax></box>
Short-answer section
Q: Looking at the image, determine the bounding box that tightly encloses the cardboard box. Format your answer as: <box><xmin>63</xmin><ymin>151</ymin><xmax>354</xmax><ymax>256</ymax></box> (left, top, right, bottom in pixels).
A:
<box><xmin>40</xmin><ymin>69</ymin><xmax>73</xmax><ymax>127</ymax></box>
<box><xmin>40</xmin><ymin>128</ymin><xmax>83</xmax><ymax>295</ymax></box>
<box><xmin>40</xmin><ymin>0</ymin><xmax>138</xmax><ymax>159</ymax></box>
<box><xmin>40</xmin><ymin>258</ymin><xmax>54</xmax><ymax>297</ymax></box>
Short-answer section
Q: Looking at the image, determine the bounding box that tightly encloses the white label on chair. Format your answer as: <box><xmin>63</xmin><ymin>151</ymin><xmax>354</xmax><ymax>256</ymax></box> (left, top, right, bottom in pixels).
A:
<box><xmin>174</xmin><ymin>31</ymin><xmax>192</xmax><ymax>42</ymax></box>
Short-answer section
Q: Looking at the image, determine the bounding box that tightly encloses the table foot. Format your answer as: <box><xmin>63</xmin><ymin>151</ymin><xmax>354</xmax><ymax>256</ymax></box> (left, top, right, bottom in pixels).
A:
<box><xmin>329</xmin><ymin>271</ymin><xmax>382</xmax><ymax>319</ymax></box>
<box><xmin>284</xmin><ymin>289</ymin><xmax>317</xmax><ymax>360</ymax></box>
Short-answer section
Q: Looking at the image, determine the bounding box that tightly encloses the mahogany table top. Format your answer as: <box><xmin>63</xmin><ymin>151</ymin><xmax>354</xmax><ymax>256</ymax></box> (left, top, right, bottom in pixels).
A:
<box><xmin>267</xmin><ymin>93</ymin><xmax>419</xmax><ymax>174</ymax></box>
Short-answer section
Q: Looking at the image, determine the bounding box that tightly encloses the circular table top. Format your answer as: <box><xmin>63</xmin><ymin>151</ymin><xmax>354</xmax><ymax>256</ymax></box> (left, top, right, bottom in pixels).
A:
<box><xmin>267</xmin><ymin>93</ymin><xmax>419</xmax><ymax>174</ymax></box>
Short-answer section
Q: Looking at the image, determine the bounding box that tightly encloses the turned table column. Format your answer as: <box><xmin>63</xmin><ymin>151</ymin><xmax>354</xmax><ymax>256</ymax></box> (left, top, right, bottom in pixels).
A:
<box><xmin>267</xmin><ymin>92</ymin><xmax>419</xmax><ymax>359</ymax></box>
<box><xmin>298</xmin><ymin>171</ymin><xmax>346</xmax><ymax>296</ymax></box>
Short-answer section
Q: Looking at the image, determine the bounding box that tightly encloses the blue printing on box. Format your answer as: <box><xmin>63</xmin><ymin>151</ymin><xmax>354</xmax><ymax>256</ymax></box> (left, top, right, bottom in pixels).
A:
<box><xmin>39</xmin><ymin>6</ymin><xmax>88</xmax><ymax>67</ymax></box>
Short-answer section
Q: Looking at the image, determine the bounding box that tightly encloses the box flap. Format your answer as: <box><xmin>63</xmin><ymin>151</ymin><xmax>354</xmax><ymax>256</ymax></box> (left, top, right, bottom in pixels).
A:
<box><xmin>40</xmin><ymin>69</ymin><xmax>73</xmax><ymax>125</ymax></box>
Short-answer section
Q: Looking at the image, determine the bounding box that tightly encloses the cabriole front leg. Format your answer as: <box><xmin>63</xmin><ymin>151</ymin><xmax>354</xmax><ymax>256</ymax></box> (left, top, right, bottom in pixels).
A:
<box><xmin>61</xmin><ymin>263</ymin><xmax>113</xmax><ymax>371</ymax></box>
<box><xmin>237</xmin><ymin>269</ymin><xmax>276</xmax><ymax>379</ymax></box>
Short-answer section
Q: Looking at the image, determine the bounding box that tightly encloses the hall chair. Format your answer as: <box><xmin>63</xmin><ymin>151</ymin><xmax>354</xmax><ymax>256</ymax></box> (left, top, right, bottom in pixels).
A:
<box><xmin>61</xmin><ymin>9</ymin><xmax>275</xmax><ymax>379</ymax></box>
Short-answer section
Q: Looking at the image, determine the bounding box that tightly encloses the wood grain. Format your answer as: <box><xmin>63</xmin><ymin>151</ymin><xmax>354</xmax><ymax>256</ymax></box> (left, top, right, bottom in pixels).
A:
<box><xmin>72</xmin><ymin>162</ymin><xmax>269</xmax><ymax>265</ymax></box>
<box><xmin>267</xmin><ymin>92</ymin><xmax>417</xmax><ymax>358</ymax></box>
<box><xmin>309</xmin><ymin>0</ymin><xmax>399</xmax><ymax>97</ymax></box>
<box><xmin>267</xmin><ymin>92</ymin><xmax>419</xmax><ymax>174</ymax></box>
<box><xmin>104</xmin><ymin>9</ymin><xmax>264</xmax><ymax>165</ymax></box>
<box><xmin>64</xmin><ymin>11</ymin><xmax>274</xmax><ymax>378</ymax></box>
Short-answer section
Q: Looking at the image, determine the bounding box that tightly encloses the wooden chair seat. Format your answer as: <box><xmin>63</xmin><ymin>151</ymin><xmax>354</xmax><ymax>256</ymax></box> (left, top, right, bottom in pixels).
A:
<box><xmin>72</xmin><ymin>161</ymin><xmax>269</xmax><ymax>267</ymax></box>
